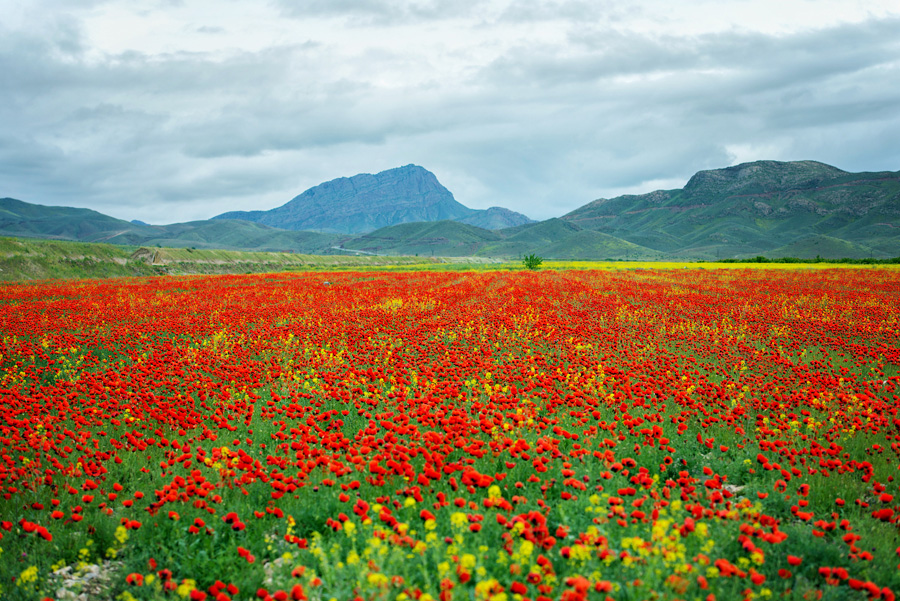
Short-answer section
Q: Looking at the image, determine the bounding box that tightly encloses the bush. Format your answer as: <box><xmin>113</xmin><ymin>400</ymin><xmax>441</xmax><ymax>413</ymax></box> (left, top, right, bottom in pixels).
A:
<box><xmin>523</xmin><ymin>253</ymin><xmax>543</xmax><ymax>270</ymax></box>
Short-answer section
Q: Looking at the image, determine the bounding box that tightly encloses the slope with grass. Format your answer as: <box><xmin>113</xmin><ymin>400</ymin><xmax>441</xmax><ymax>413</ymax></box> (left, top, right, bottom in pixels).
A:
<box><xmin>759</xmin><ymin>234</ymin><xmax>879</xmax><ymax>260</ymax></box>
<box><xmin>339</xmin><ymin>220</ymin><xmax>502</xmax><ymax>256</ymax></box>
<box><xmin>562</xmin><ymin>160</ymin><xmax>900</xmax><ymax>259</ymax></box>
<box><xmin>0</xmin><ymin>237</ymin><xmax>160</xmax><ymax>281</ymax></box>
<box><xmin>0</xmin><ymin>197</ymin><xmax>148</xmax><ymax>242</ymax></box>
<box><xmin>455</xmin><ymin>206</ymin><xmax>535</xmax><ymax>230</ymax></box>
<box><xmin>0</xmin><ymin>237</ymin><xmax>446</xmax><ymax>281</ymax></box>
<box><xmin>0</xmin><ymin>198</ymin><xmax>344</xmax><ymax>253</ymax></box>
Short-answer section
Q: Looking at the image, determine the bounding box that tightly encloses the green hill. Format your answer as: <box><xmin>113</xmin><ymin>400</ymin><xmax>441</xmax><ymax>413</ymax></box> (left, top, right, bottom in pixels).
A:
<box><xmin>476</xmin><ymin>219</ymin><xmax>582</xmax><ymax>257</ymax></box>
<box><xmin>540</xmin><ymin>230</ymin><xmax>660</xmax><ymax>260</ymax></box>
<box><xmin>131</xmin><ymin>220</ymin><xmax>341</xmax><ymax>253</ymax></box>
<box><xmin>759</xmin><ymin>235</ymin><xmax>879</xmax><ymax>260</ymax></box>
<box><xmin>562</xmin><ymin>160</ymin><xmax>900</xmax><ymax>259</ymax></box>
<box><xmin>340</xmin><ymin>220</ymin><xmax>501</xmax><ymax>256</ymax></box>
<box><xmin>0</xmin><ymin>197</ymin><xmax>148</xmax><ymax>242</ymax></box>
<box><xmin>0</xmin><ymin>237</ymin><xmax>160</xmax><ymax>280</ymax></box>
<box><xmin>0</xmin><ymin>198</ymin><xmax>343</xmax><ymax>253</ymax></box>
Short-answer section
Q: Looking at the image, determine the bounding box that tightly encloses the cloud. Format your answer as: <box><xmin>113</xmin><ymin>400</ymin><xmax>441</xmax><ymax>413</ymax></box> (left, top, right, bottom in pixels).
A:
<box><xmin>0</xmin><ymin>1</ymin><xmax>898</xmax><ymax>224</ymax></box>
<box><xmin>497</xmin><ymin>0</ymin><xmax>639</xmax><ymax>24</ymax></box>
<box><xmin>272</xmin><ymin>0</ymin><xmax>492</xmax><ymax>22</ymax></box>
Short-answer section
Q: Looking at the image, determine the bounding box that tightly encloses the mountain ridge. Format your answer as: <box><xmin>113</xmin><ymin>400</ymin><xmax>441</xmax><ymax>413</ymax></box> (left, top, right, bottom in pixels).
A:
<box><xmin>214</xmin><ymin>164</ymin><xmax>533</xmax><ymax>234</ymax></box>
<box><xmin>562</xmin><ymin>159</ymin><xmax>899</xmax><ymax>258</ymax></box>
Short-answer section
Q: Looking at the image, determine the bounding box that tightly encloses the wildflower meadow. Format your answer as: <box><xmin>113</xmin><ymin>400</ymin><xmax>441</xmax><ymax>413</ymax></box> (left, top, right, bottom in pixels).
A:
<box><xmin>1</xmin><ymin>268</ymin><xmax>898</xmax><ymax>601</ymax></box>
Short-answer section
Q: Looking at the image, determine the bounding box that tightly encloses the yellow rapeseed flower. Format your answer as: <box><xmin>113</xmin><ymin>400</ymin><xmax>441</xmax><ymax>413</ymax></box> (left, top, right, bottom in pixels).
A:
<box><xmin>450</xmin><ymin>512</ymin><xmax>468</xmax><ymax>528</ymax></box>
<box><xmin>115</xmin><ymin>525</ymin><xmax>129</xmax><ymax>544</ymax></box>
<box><xmin>17</xmin><ymin>566</ymin><xmax>38</xmax><ymax>586</ymax></box>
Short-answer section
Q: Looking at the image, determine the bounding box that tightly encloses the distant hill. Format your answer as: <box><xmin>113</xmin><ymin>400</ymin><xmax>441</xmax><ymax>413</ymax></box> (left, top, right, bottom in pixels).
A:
<box><xmin>457</xmin><ymin>207</ymin><xmax>535</xmax><ymax>230</ymax></box>
<box><xmin>476</xmin><ymin>219</ymin><xmax>661</xmax><ymax>260</ymax></box>
<box><xmin>562</xmin><ymin>160</ymin><xmax>900</xmax><ymax>259</ymax></box>
<box><xmin>337</xmin><ymin>218</ymin><xmax>661</xmax><ymax>260</ymax></box>
<box><xmin>476</xmin><ymin>219</ymin><xmax>583</xmax><ymax>258</ymax></box>
<box><xmin>340</xmin><ymin>220</ymin><xmax>501</xmax><ymax>257</ymax></box>
<box><xmin>761</xmin><ymin>234</ymin><xmax>879</xmax><ymax>260</ymax></box>
<box><xmin>0</xmin><ymin>197</ymin><xmax>144</xmax><ymax>242</ymax></box>
<box><xmin>0</xmin><ymin>198</ymin><xmax>343</xmax><ymax>253</ymax></box>
<box><xmin>213</xmin><ymin>165</ymin><xmax>532</xmax><ymax>234</ymax></box>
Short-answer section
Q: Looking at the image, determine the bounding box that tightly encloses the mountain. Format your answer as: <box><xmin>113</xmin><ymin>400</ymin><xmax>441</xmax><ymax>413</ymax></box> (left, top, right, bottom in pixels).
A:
<box><xmin>0</xmin><ymin>198</ymin><xmax>343</xmax><ymax>254</ymax></box>
<box><xmin>562</xmin><ymin>160</ymin><xmax>900</xmax><ymax>259</ymax></box>
<box><xmin>456</xmin><ymin>207</ymin><xmax>534</xmax><ymax>230</ymax></box>
<box><xmin>213</xmin><ymin>165</ymin><xmax>532</xmax><ymax>234</ymax></box>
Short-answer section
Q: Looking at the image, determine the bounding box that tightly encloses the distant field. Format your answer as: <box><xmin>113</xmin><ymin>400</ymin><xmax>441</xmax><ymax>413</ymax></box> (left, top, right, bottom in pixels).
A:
<box><xmin>1</xmin><ymin>236</ymin><xmax>897</xmax><ymax>281</ymax></box>
<box><xmin>0</xmin><ymin>237</ymin><xmax>459</xmax><ymax>281</ymax></box>
<box><xmin>539</xmin><ymin>260</ymin><xmax>900</xmax><ymax>271</ymax></box>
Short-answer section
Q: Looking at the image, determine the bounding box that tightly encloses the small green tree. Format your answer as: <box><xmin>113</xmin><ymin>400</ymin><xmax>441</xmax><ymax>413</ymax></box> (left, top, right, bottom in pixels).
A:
<box><xmin>523</xmin><ymin>253</ymin><xmax>543</xmax><ymax>270</ymax></box>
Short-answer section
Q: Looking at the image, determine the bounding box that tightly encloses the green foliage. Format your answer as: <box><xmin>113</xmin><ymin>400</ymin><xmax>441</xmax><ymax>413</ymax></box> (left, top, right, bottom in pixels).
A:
<box><xmin>522</xmin><ymin>253</ymin><xmax>543</xmax><ymax>270</ymax></box>
<box><xmin>711</xmin><ymin>255</ymin><xmax>900</xmax><ymax>265</ymax></box>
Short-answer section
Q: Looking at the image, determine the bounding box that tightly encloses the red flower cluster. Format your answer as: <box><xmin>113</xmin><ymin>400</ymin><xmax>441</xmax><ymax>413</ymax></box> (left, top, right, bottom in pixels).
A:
<box><xmin>0</xmin><ymin>268</ymin><xmax>897</xmax><ymax>598</ymax></box>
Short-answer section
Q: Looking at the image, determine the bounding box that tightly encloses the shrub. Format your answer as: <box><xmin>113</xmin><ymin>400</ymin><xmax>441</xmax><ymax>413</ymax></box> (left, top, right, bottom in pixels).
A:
<box><xmin>523</xmin><ymin>253</ymin><xmax>543</xmax><ymax>270</ymax></box>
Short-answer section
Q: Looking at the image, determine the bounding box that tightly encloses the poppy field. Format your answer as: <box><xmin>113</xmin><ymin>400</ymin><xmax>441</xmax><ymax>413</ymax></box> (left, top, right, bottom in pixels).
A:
<box><xmin>1</xmin><ymin>268</ymin><xmax>899</xmax><ymax>601</ymax></box>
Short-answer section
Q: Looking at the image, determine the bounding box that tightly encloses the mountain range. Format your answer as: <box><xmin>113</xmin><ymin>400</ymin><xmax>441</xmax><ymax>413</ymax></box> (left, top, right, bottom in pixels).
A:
<box><xmin>1</xmin><ymin>160</ymin><xmax>898</xmax><ymax>260</ymax></box>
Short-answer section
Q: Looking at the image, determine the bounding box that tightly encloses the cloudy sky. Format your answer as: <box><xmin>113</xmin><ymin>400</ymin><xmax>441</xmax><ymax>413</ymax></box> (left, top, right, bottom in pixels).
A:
<box><xmin>2</xmin><ymin>0</ymin><xmax>899</xmax><ymax>224</ymax></box>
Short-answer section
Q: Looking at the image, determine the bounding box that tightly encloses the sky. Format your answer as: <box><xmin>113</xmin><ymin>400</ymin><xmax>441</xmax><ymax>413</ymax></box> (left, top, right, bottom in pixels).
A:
<box><xmin>2</xmin><ymin>0</ymin><xmax>899</xmax><ymax>224</ymax></box>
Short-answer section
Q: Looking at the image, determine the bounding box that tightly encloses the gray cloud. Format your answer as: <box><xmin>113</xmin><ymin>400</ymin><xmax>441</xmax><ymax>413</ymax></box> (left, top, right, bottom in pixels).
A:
<box><xmin>272</xmin><ymin>0</ymin><xmax>492</xmax><ymax>24</ymax></box>
<box><xmin>498</xmin><ymin>0</ymin><xmax>641</xmax><ymax>25</ymax></box>
<box><xmin>1</xmin><ymin>2</ymin><xmax>898</xmax><ymax>223</ymax></box>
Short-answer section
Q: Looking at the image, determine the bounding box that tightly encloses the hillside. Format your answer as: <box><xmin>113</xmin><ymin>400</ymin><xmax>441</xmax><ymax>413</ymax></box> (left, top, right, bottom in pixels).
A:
<box><xmin>470</xmin><ymin>219</ymin><xmax>659</xmax><ymax>260</ymax></box>
<box><xmin>562</xmin><ymin>160</ymin><xmax>900</xmax><ymax>259</ymax></box>
<box><xmin>0</xmin><ymin>197</ymin><xmax>146</xmax><ymax>242</ymax></box>
<box><xmin>540</xmin><ymin>230</ymin><xmax>660</xmax><ymax>260</ymax></box>
<box><xmin>340</xmin><ymin>220</ymin><xmax>501</xmax><ymax>256</ymax></box>
<box><xmin>0</xmin><ymin>198</ymin><xmax>344</xmax><ymax>253</ymax></box>
<box><xmin>214</xmin><ymin>165</ymin><xmax>531</xmax><ymax>234</ymax></box>
<box><xmin>0</xmin><ymin>237</ymin><xmax>449</xmax><ymax>281</ymax></box>
<box><xmin>336</xmin><ymin>218</ymin><xmax>661</xmax><ymax>261</ymax></box>
<box><xmin>476</xmin><ymin>219</ymin><xmax>582</xmax><ymax>258</ymax></box>
<box><xmin>456</xmin><ymin>206</ymin><xmax>535</xmax><ymax>230</ymax></box>
<box><xmin>0</xmin><ymin>237</ymin><xmax>160</xmax><ymax>280</ymax></box>
<box><xmin>760</xmin><ymin>234</ymin><xmax>879</xmax><ymax>260</ymax></box>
